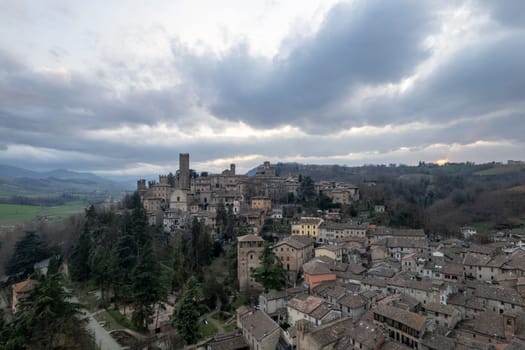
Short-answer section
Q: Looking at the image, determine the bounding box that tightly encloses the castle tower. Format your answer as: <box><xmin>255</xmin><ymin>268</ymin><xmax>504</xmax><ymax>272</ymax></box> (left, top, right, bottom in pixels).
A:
<box><xmin>178</xmin><ymin>153</ymin><xmax>190</xmax><ymax>191</ymax></box>
<box><xmin>237</xmin><ymin>234</ymin><xmax>264</xmax><ymax>292</ymax></box>
<box><xmin>137</xmin><ymin>179</ymin><xmax>147</xmax><ymax>196</ymax></box>
<box><xmin>230</xmin><ymin>163</ymin><xmax>236</xmax><ymax>176</ymax></box>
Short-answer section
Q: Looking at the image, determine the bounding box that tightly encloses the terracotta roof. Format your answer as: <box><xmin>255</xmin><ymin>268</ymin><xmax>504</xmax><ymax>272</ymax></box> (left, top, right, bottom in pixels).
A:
<box><xmin>302</xmin><ymin>261</ymin><xmax>332</xmax><ymax>275</ymax></box>
<box><xmin>207</xmin><ymin>331</ymin><xmax>249</xmax><ymax>350</ymax></box>
<box><xmin>273</xmin><ymin>235</ymin><xmax>314</xmax><ymax>250</ymax></box>
<box><xmin>423</xmin><ymin>302</ymin><xmax>460</xmax><ymax>316</ymax></box>
<box><xmin>288</xmin><ymin>295</ymin><xmax>324</xmax><ymax>314</ymax></box>
<box><xmin>338</xmin><ymin>294</ymin><xmax>366</xmax><ymax>309</ymax></box>
<box><xmin>309</xmin><ymin>302</ymin><xmax>338</xmax><ymax>320</ymax></box>
<box><xmin>304</xmin><ymin>318</ymin><xmax>383</xmax><ymax>349</ymax></box>
<box><xmin>239</xmin><ymin>310</ymin><xmax>280</xmax><ymax>341</ymax></box>
<box><xmin>13</xmin><ymin>279</ymin><xmax>37</xmax><ymax>294</ymax></box>
<box><xmin>237</xmin><ymin>234</ymin><xmax>264</xmax><ymax>242</ymax></box>
<box><xmin>373</xmin><ymin>304</ymin><xmax>428</xmax><ymax>331</ymax></box>
<box><xmin>474</xmin><ymin>284</ymin><xmax>525</xmax><ymax>306</ymax></box>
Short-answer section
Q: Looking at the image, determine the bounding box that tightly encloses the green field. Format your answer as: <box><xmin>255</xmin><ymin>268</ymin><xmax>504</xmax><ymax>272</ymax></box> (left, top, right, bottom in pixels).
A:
<box><xmin>0</xmin><ymin>202</ymin><xmax>86</xmax><ymax>223</ymax></box>
<box><xmin>475</xmin><ymin>164</ymin><xmax>525</xmax><ymax>176</ymax></box>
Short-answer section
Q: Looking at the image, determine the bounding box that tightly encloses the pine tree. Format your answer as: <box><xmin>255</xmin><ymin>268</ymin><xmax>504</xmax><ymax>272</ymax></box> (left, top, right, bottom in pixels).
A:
<box><xmin>131</xmin><ymin>240</ymin><xmax>163</xmax><ymax>331</ymax></box>
<box><xmin>69</xmin><ymin>224</ymin><xmax>92</xmax><ymax>281</ymax></box>
<box><xmin>7</xmin><ymin>232</ymin><xmax>50</xmax><ymax>276</ymax></box>
<box><xmin>173</xmin><ymin>277</ymin><xmax>201</xmax><ymax>345</ymax></box>
<box><xmin>2</xmin><ymin>273</ymin><xmax>95</xmax><ymax>349</ymax></box>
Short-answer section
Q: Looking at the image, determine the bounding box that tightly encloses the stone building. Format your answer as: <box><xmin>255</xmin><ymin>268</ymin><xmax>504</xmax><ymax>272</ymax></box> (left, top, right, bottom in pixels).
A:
<box><xmin>237</xmin><ymin>234</ymin><xmax>264</xmax><ymax>292</ymax></box>
<box><xmin>273</xmin><ymin>236</ymin><xmax>315</xmax><ymax>282</ymax></box>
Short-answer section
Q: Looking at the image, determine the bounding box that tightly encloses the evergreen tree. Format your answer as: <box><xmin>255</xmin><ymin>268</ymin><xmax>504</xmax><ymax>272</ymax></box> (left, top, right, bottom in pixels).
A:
<box><xmin>131</xmin><ymin>240</ymin><xmax>163</xmax><ymax>331</ymax></box>
<box><xmin>1</xmin><ymin>273</ymin><xmax>94</xmax><ymax>349</ymax></box>
<box><xmin>173</xmin><ymin>277</ymin><xmax>201</xmax><ymax>345</ymax></box>
<box><xmin>113</xmin><ymin>212</ymin><xmax>137</xmax><ymax>303</ymax></box>
<box><xmin>7</xmin><ymin>232</ymin><xmax>50</xmax><ymax>276</ymax></box>
<box><xmin>251</xmin><ymin>241</ymin><xmax>286</xmax><ymax>292</ymax></box>
<box><xmin>69</xmin><ymin>225</ymin><xmax>92</xmax><ymax>281</ymax></box>
<box><xmin>89</xmin><ymin>245</ymin><xmax>114</xmax><ymax>302</ymax></box>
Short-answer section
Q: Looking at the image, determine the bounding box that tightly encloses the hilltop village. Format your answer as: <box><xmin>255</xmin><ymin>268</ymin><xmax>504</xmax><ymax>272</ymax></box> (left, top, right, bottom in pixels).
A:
<box><xmin>134</xmin><ymin>154</ymin><xmax>525</xmax><ymax>350</ymax></box>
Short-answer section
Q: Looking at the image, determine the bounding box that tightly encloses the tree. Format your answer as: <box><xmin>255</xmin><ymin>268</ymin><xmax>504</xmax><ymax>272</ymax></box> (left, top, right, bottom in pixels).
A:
<box><xmin>173</xmin><ymin>277</ymin><xmax>201</xmax><ymax>345</ymax></box>
<box><xmin>7</xmin><ymin>232</ymin><xmax>50</xmax><ymax>276</ymax></box>
<box><xmin>1</xmin><ymin>273</ymin><xmax>94</xmax><ymax>349</ymax></box>
<box><xmin>251</xmin><ymin>241</ymin><xmax>286</xmax><ymax>292</ymax></box>
<box><xmin>69</xmin><ymin>224</ymin><xmax>92</xmax><ymax>281</ymax></box>
<box><xmin>131</xmin><ymin>240</ymin><xmax>164</xmax><ymax>331</ymax></box>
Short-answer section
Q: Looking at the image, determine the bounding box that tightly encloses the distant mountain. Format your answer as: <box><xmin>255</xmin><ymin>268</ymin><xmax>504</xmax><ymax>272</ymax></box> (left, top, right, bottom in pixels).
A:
<box><xmin>0</xmin><ymin>164</ymin><xmax>127</xmax><ymax>203</ymax></box>
<box><xmin>0</xmin><ymin>164</ymin><xmax>41</xmax><ymax>179</ymax></box>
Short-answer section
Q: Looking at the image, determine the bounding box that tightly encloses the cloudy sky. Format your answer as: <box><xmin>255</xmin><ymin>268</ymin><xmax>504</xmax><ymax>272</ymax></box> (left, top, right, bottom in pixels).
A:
<box><xmin>0</xmin><ymin>0</ymin><xmax>524</xmax><ymax>177</ymax></box>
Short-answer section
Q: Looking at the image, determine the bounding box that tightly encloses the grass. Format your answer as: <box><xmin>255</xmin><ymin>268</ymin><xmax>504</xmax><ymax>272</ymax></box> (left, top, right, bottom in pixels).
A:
<box><xmin>107</xmin><ymin>308</ymin><xmax>137</xmax><ymax>331</ymax></box>
<box><xmin>0</xmin><ymin>201</ymin><xmax>86</xmax><ymax>223</ymax></box>
<box><xmin>94</xmin><ymin>311</ymin><xmax>121</xmax><ymax>331</ymax></box>
<box><xmin>475</xmin><ymin>164</ymin><xmax>525</xmax><ymax>176</ymax></box>
<box><xmin>471</xmin><ymin>222</ymin><xmax>492</xmax><ymax>234</ymax></box>
<box><xmin>199</xmin><ymin>322</ymin><xmax>218</xmax><ymax>338</ymax></box>
<box><xmin>224</xmin><ymin>323</ymin><xmax>237</xmax><ymax>332</ymax></box>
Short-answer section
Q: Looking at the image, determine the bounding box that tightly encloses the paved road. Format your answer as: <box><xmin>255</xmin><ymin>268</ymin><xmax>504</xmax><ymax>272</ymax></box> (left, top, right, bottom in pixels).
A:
<box><xmin>69</xmin><ymin>294</ymin><xmax>122</xmax><ymax>350</ymax></box>
<box><xmin>85</xmin><ymin>313</ymin><xmax>123</xmax><ymax>350</ymax></box>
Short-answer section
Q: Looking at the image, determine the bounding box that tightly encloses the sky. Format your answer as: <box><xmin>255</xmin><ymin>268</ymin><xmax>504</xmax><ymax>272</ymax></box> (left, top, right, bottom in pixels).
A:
<box><xmin>0</xmin><ymin>0</ymin><xmax>524</xmax><ymax>177</ymax></box>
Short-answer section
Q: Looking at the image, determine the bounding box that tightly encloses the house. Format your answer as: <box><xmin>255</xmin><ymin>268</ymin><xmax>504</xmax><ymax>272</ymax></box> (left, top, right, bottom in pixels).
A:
<box><xmin>314</xmin><ymin>245</ymin><xmax>342</xmax><ymax>262</ymax></box>
<box><xmin>337</xmin><ymin>294</ymin><xmax>367</xmax><ymax>320</ymax></box>
<box><xmin>237</xmin><ymin>307</ymin><xmax>281</xmax><ymax>350</ymax></box>
<box><xmin>206</xmin><ymin>330</ymin><xmax>249</xmax><ymax>350</ymax></box>
<box><xmin>291</xmin><ymin>217</ymin><xmax>324</xmax><ymax>241</ymax></box>
<box><xmin>302</xmin><ymin>260</ymin><xmax>336</xmax><ymax>291</ymax></box>
<box><xmin>251</xmin><ymin>196</ymin><xmax>271</xmax><ymax>214</ymax></box>
<box><xmin>318</xmin><ymin>221</ymin><xmax>368</xmax><ymax>244</ymax></box>
<box><xmin>311</xmin><ymin>283</ymin><xmax>346</xmax><ymax>305</ymax></box>
<box><xmin>421</xmin><ymin>302</ymin><xmax>462</xmax><ymax>329</ymax></box>
<box><xmin>287</xmin><ymin>294</ymin><xmax>341</xmax><ymax>327</ymax></box>
<box><xmin>273</xmin><ymin>236</ymin><xmax>315</xmax><ymax>281</ymax></box>
<box><xmin>258</xmin><ymin>287</ymin><xmax>305</xmax><ymax>322</ymax></box>
<box><xmin>12</xmin><ymin>279</ymin><xmax>37</xmax><ymax>313</ymax></box>
<box><xmin>373</xmin><ymin>304</ymin><xmax>432</xmax><ymax>349</ymax></box>
<box><xmin>454</xmin><ymin>311</ymin><xmax>525</xmax><ymax>347</ymax></box>
<box><xmin>296</xmin><ymin>317</ymin><xmax>386</xmax><ymax>350</ymax></box>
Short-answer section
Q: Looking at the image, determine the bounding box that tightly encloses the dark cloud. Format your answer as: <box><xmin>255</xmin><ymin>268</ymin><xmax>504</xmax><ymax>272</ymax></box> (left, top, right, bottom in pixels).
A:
<box><xmin>174</xmin><ymin>0</ymin><xmax>437</xmax><ymax>132</ymax></box>
<box><xmin>1</xmin><ymin>1</ymin><xmax>524</xmax><ymax>175</ymax></box>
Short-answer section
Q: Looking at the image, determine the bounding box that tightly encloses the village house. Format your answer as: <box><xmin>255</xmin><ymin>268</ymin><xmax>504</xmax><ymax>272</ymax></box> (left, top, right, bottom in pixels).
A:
<box><xmin>258</xmin><ymin>287</ymin><xmax>305</xmax><ymax>322</ymax></box>
<box><xmin>287</xmin><ymin>294</ymin><xmax>341</xmax><ymax>327</ymax></box>
<box><xmin>295</xmin><ymin>317</ymin><xmax>387</xmax><ymax>350</ymax></box>
<box><xmin>272</xmin><ymin>236</ymin><xmax>315</xmax><ymax>282</ymax></box>
<box><xmin>373</xmin><ymin>304</ymin><xmax>433</xmax><ymax>349</ymax></box>
<box><xmin>314</xmin><ymin>245</ymin><xmax>343</xmax><ymax>262</ymax></box>
<box><xmin>317</xmin><ymin>221</ymin><xmax>368</xmax><ymax>244</ymax></box>
<box><xmin>337</xmin><ymin>293</ymin><xmax>367</xmax><ymax>320</ymax></box>
<box><xmin>302</xmin><ymin>260</ymin><xmax>337</xmax><ymax>291</ymax></box>
<box><xmin>291</xmin><ymin>217</ymin><xmax>324</xmax><ymax>241</ymax></box>
<box><xmin>237</xmin><ymin>307</ymin><xmax>281</xmax><ymax>350</ymax></box>
<box><xmin>11</xmin><ymin>279</ymin><xmax>37</xmax><ymax>313</ymax></box>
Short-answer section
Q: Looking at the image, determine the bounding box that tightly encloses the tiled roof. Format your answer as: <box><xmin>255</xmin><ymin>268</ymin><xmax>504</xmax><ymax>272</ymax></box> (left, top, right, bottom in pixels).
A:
<box><xmin>374</xmin><ymin>304</ymin><xmax>428</xmax><ymax>331</ymax></box>
<box><xmin>302</xmin><ymin>261</ymin><xmax>332</xmax><ymax>275</ymax></box>
<box><xmin>273</xmin><ymin>235</ymin><xmax>314</xmax><ymax>250</ymax></box>
<box><xmin>239</xmin><ymin>310</ymin><xmax>280</xmax><ymax>341</ymax></box>
<box><xmin>288</xmin><ymin>294</ymin><xmax>325</xmax><ymax>315</ymax></box>
<box><xmin>338</xmin><ymin>294</ymin><xmax>366</xmax><ymax>309</ymax></box>
<box><xmin>474</xmin><ymin>284</ymin><xmax>525</xmax><ymax>306</ymax></box>
<box><xmin>237</xmin><ymin>234</ymin><xmax>264</xmax><ymax>242</ymax></box>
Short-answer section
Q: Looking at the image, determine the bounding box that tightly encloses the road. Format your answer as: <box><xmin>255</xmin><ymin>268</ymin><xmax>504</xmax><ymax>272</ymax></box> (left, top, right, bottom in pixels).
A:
<box><xmin>85</xmin><ymin>312</ymin><xmax>123</xmax><ymax>350</ymax></box>
<box><xmin>68</xmin><ymin>293</ymin><xmax>122</xmax><ymax>350</ymax></box>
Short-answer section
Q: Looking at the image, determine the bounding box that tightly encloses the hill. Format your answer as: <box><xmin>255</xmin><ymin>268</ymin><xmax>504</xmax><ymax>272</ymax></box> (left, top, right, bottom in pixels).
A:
<box><xmin>0</xmin><ymin>164</ymin><xmax>126</xmax><ymax>207</ymax></box>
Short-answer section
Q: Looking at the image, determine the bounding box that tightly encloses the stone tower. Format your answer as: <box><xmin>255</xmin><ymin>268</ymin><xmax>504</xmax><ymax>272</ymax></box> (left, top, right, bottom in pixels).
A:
<box><xmin>178</xmin><ymin>153</ymin><xmax>190</xmax><ymax>191</ymax></box>
<box><xmin>237</xmin><ymin>234</ymin><xmax>264</xmax><ymax>292</ymax></box>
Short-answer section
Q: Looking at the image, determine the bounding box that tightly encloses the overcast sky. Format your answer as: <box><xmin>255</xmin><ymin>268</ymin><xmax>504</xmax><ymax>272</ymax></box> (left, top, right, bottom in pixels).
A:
<box><xmin>0</xmin><ymin>0</ymin><xmax>524</xmax><ymax>177</ymax></box>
